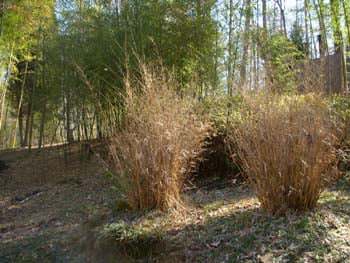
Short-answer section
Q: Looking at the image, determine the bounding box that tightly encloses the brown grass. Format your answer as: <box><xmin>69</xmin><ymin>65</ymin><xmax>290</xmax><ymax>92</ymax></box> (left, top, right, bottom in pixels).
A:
<box><xmin>229</xmin><ymin>93</ymin><xmax>341</xmax><ymax>214</ymax></box>
<box><xmin>108</xmin><ymin>67</ymin><xmax>209</xmax><ymax>211</ymax></box>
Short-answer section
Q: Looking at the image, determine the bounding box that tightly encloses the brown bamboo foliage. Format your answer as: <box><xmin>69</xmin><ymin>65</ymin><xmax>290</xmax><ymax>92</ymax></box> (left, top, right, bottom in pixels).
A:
<box><xmin>229</xmin><ymin>93</ymin><xmax>342</xmax><ymax>215</ymax></box>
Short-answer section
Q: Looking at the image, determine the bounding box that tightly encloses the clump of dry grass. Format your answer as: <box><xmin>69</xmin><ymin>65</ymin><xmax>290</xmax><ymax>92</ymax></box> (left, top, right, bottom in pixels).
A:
<box><xmin>109</xmin><ymin>67</ymin><xmax>209</xmax><ymax>211</ymax></box>
<box><xmin>229</xmin><ymin>93</ymin><xmax>341</xmax><ymax>215</ymax></box>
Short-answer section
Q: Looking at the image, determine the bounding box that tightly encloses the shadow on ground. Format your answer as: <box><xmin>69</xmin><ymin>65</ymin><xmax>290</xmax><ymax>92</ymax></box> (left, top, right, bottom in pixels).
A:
<box><xmin>84</xmin><ymin>176</ymin><xmax>350</xmax><ymax>262</ymax></box>
<box><xmin>1</xmin><ymin>145</ymin><xmax>350</xmax><ymax>263</ymax></box>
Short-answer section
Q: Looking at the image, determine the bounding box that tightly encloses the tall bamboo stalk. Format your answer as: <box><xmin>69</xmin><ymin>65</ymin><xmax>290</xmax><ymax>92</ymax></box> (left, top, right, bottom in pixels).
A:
<box><xmin>12</xmin><ymin>62</ymin><xmax>28</xmax><ymax>148</ymax></box>
<box><xmin>0</xmin><ymin>45</ymin><xmax>14</xmax><ymax>132</ymax></box>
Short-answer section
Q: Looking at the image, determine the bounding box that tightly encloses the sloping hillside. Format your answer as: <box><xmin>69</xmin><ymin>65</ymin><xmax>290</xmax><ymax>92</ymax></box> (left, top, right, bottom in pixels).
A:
<box><xmin>0</xmin><ymin>145</ymin><xmax>349</xmax><ymax>262</ymax></box>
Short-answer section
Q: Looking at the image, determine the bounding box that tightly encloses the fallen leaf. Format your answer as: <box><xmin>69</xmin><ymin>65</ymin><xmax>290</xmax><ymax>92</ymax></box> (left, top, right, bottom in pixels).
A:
<box><xmin>258</xmin><ymin>252</ymin><xmax>273</xmax><ymax>263</ymax></box>
<box><xmin>209</xmin><ymin>240</ymin><xmax>221</xmax><ymax>248</ymax></box>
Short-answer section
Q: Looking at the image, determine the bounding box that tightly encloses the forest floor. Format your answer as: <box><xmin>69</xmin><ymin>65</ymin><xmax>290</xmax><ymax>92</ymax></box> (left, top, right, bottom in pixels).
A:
<box><xmin>0</xmin><ymin>145</ymin><xmax>350</xmax><ymax>262</ymax></box>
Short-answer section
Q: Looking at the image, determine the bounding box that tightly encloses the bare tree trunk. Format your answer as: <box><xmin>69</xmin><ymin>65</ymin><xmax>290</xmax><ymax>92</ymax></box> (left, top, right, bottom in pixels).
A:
<box><xmin>96</xmin><ymin>111</ymin><xmax>102</xmax><ymax>139</ymax></box>
<box><xmin>239</xmin><ymin>0</ymin><xmax>252</xmax><ymax>89</ymax></box>
<box><xmin>0</xmin><ymin>45</ymin><xmax>14</xmax><ymax>131</ymax></box>
<box><xmin>307</xmin><ymin>5</ymin><xmax>318</xmax><ymax>58</ymax></box>
<box><xmin>313</xmin><ymin>0</ymin><xmax>329</xmax><ymax>57</ymax></box>
<box><xmin>331</xmin><ymin>0</ymin><xmax>343</xmax><ymax>50</ymax></box>
<box><xmin>24</xmin><ymin>79</ymin><xmax>33</xmax><ymax>147</ymax></box>
<box><xmin>230</xmin><ymin>11</ymin><xmax>244</xmax><ymax>93</ymax></box>
<box><xmin>254</xmin><ymin>0</ymin><xmax>260</xmax><ymax>88</ymax></box>
<box><xmin>2</xmin><ymin>101</ymin><xmax>9</xmax><ymax>147</ymax></box>
<box><xmin>14</xmin><ymin>62</ymin><xmax>28</xmax><ymax>148</ymax></box>
<box><xmin>13</xmin><ymin>85</ymin><xmax>25</xmax><ymax>148</ymax></box>
<box><xmin>65</xmin><ymin>93</ymin><xmax>74</xmax><ymax>143</ymax></box>
<box><xmin>261</xmin><ymin>0</ymin><xmax>272</xmax><ymax>86</ymax></box>
<box><xmin>275</xmin><ymin>0</ymin><xmax>287</xmax><ymax>36</ymax></box>
<box><xmin>227</xmin><ymin>0</ymin><xmax>234</xmax><ymax>95</ymax></box>
<box><xmin>18</xmin><ymin>108</ymin><xmax>24</xmax><ymax>146</ymax></box>
<box><xmin>304</xmin><ymin>0</ymin><xmax>310</xmax><ymax>57</ymax></box>
<box><xmin>28</xmin><ymin>69</ymin><xmax>37</xmax><ymax>151</ymax></box>
<box><xmin>213</xmin><ymin>4</ymin><xmax>219</xmax><ymax>90</ymax></box>
<box><xmin>38</xmin><ymin>103</ymin><xmax>46</xmax><ymax>149</ymax></box>
<box><xmin>262</xmin><ymin>0</ymin><xmax>267</xmax><ymax>31</ymax></box>
<box><xmin>28</xmin><ymin>106</ymin><xmax>34</xmax><ymax>151</ymax></box>
<box><xmin>82</xmin><ymin>107</ymin><xmax>89</xmax><ymax>140</ymax></box>
<box><xmin>50</xmin><ymin>120</ymin><xmax>61</xmax><ymax>146</ymax></box>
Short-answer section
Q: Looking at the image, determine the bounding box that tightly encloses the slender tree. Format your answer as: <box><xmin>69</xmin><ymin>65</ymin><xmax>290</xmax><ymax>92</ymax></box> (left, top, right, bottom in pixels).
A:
<box><xmin>239</xmin><ymin>0</ymin><xmax>252</xmax><ymax>89</ymax></box>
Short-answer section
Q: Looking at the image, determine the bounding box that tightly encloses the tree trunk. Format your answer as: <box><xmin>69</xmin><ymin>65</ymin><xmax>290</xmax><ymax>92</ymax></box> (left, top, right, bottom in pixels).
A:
<box><xmin>330</xmin><ymin>0</ymin><xmax>343</xmax><ymax>51</ymax></box>
<box><xmin>261</xmin><ymin>0</ymin><xmax>270</xmax><ymax>85</ymax></box>
<box><xmin>82</xmin><ymin>107</ymin><xmax>89</xmax><ymax>140</ymax></box>
<box><xmin>65</xmin><ymin>94</ymin><xmax>74</xmax><ymax>143</ymax></box>
<box><xmin>28</xmin><ymin>107</ymin><xmax>34</xmax><ymax>151</ymax></box>
<box><xmin>24</xmin><ymin>87</ymin><xmax>33</xmax><ymax>147</ymax></box>
<box><xmin>18</xmin><ymin>109</ymin><xmax>24</xmax><ymax>146</ymax></box>
<box><xmin>343</xmin><ymin>0</ymin><xmax>350</xmax><ymax>44</ymax></box>
<box><xmin>16</xmin><ymin>61</ymin><xmax>28</xmax><ymax>148</ymax></box>
<box><xmin>96</xmin><ymin>111</ymin><xmax>102</xmax><ymax>139</ymax></box>
<box><xmin>313</xmin><ymin>0</ymin><xmax>329</xmax><ymax>57</ymax></box>
<box><xmin>2</xmin><ymin>101</ymin><xmax>9</xmax><ymax>147</ymax></box>
<box><xmin>262</xmin><ymin>0</ymin><xmax>267</xmax><ymax>32</ymax></box>
<box><xmin>38</xmin><ymin>103</ymin><xmax>46</xmax><ymax>149</ymax></box>
<box><xmin>227</xmin><ymin>0</ymin><xmax>234</xmax><ymax>95</ymax></box>
<box><xmin>307</xmin><ymin>5</ymin><xmax>318</xmax><ymax>58</ymax></box>
<box><xmin>304</xmin><ymin>0</ymin><xmax>310</xmax><ymax>57</ymax></box>
<box><xmin>0</xmin><ymin>45</ymin><xmax>14</xmax><ymax>132</ymax></box>
<box><xmin>239</xmin><ymin>0</ymin><xmax>252</xmax><ymax>89</ymax></box>
<box><xmin>275</xmin><ymin>0</ymin><xmax>287</xmax><ymax>36</ymax></box>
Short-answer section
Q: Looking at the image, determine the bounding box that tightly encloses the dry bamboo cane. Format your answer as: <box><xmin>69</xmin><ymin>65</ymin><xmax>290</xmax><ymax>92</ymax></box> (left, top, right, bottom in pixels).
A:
<box><xmin>12</xmin><ymin>62</ymin><xmax>28</xmax><ymax>148</ymax></box>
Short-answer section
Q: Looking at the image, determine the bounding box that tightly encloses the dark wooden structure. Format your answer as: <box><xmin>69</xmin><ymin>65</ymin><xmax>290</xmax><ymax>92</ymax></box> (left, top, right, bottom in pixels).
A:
<box><xmin>298</xmin><ymin>35</ymin><xmax>349</xmax><ymax>94</ymax></box>
<box><xmin>320</xmin><ymin>50</ymin><xmax>345</xmax><ymax>93</ymax></box>
<box><xmin>347</xmin><ymin>46</ymin><xmax>350</xmax><ymax>93</ymax></box>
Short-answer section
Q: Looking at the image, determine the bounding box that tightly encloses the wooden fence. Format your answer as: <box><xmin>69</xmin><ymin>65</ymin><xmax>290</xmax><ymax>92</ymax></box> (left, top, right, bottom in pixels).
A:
<box><xmin>297</xmin><ymin>47</ymin><xmax>349</xmax><ymax>94</ymax></box>
<box><xmin>347</xmin><ymin>46</ymin><xmax>350</xmax><ymax>93</ymax></box>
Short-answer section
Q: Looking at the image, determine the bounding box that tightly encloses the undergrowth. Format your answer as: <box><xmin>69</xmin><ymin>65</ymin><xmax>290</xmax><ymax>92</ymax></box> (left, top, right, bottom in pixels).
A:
<box><xmin>109</xmin><ymin>67</ymin><xmax>210</xmax><ymax>211</ymax></box>
<box><xmin>229</xmin><ymin>92</ymin><xmax>343</xmax><ymax>214</ymax></box>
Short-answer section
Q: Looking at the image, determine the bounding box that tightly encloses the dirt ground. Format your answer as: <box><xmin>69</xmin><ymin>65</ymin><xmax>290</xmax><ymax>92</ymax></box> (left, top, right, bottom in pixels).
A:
<box><xmin>0</xmin><ymin>145</ymin><xmax>113</xmax><ymax>262</ymax></box>
<box><xmin>1</xmin><ymin>145</ymin><xmax>350</xmax><ymax>262</ymax></box>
